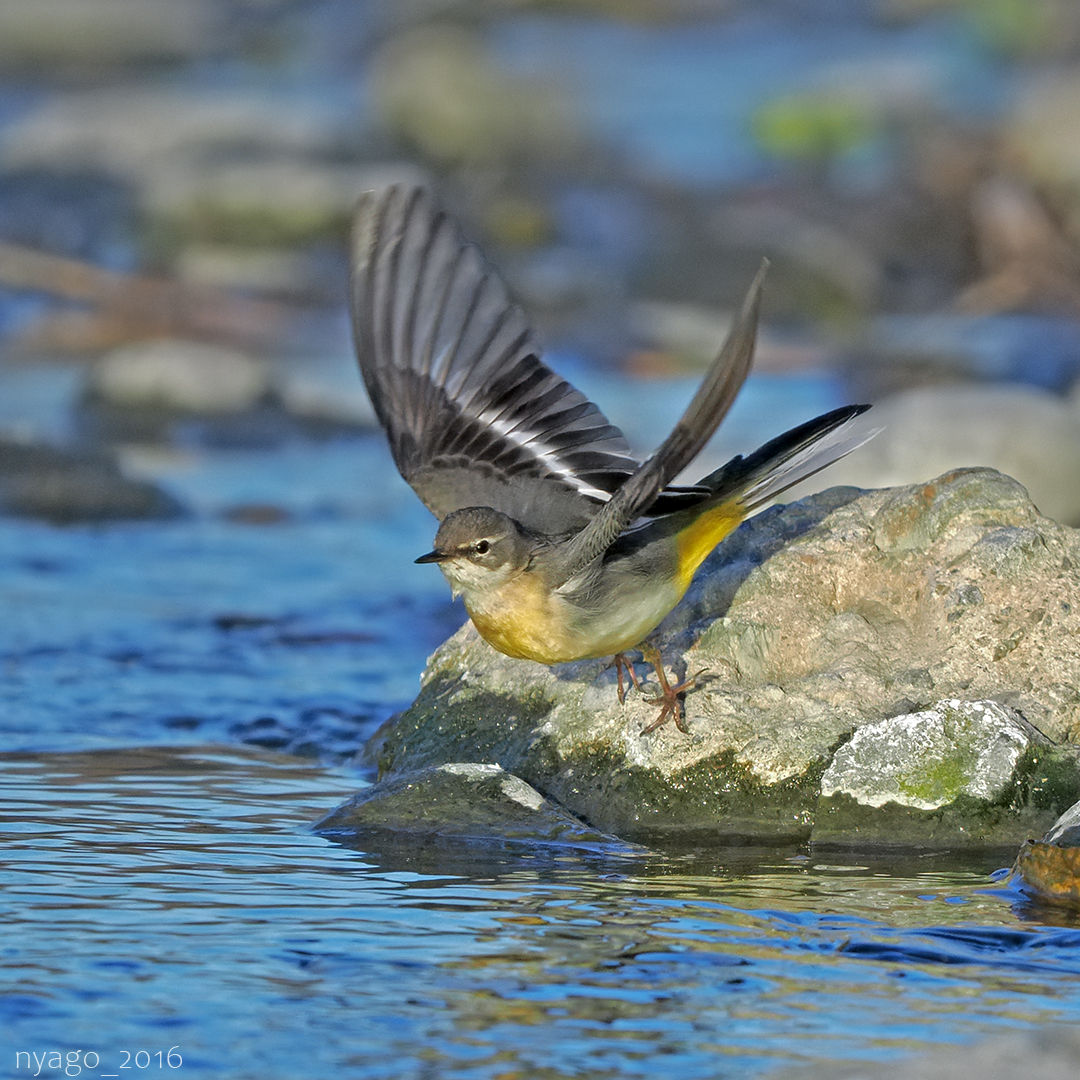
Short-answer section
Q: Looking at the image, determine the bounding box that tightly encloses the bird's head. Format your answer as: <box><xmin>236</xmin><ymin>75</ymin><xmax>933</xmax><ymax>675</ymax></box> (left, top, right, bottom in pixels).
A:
<box><xmin>415</xmin><ymin>507</ymin><xmax>533</xmax><ymax>599</ymax></box>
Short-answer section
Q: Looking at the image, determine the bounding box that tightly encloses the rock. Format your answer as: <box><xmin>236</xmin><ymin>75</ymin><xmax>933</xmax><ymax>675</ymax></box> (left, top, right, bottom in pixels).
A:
<box><xmin>1009</xmin><ymin>71</ymin><xmax>1080</xmax><ymax>233</ymax></box>
<box><xmin>1015</xmin><ymin>794</ymin><xmax>1080</xmax><ymax>905</ymax></box>
<box><xmin>369</xmin><ymin>24</ymin><xmax>578</xmax><ymax>167</ymax></box>
<box><xmin>1017</xmin><ymin>839</ymin><xmax>1080</xmax><ymax>906</ymax></box>
<box><xmin>954</xmin><ymin>176</ymin><xmax>1080</xmax><ymax>318</ymax></box>
<box><xmin>775</xmin><ymin>1026</ymin><xmax>1080</xmax><ymax>1080</ymax></box>
<box><xmin>374</xmin><ymin>469</ymin><xmax>1080</xmax><ymax>847</ymax></box>
<box><xmin>88</xmin><ymin>340</ymin><xmax>272</xmax><ymax>414</ymax></box>
<box><xmin>315</xmin><ymin>763</ymin><xmax>637</xmax><ymax>854</ymax></box>
<box><xmin>81</xmin><ymin>340</ymin><xmax>376</xmax><ymax>445</ymax></box>
<box><xmin>143</xmin><ymin>160</ymin><xmax>429</xmax><ymax>249</ymax></box>
<box><xmin>0</xmin><ymin>0</ymin><xmax>219</xmax><ymax>71</ymax></box>
<box><xmin>80</xmin><ymin>340</ymin><xmax>280</xmax><ymax>446</ymax></box>
<box><xmin>816</xmin><ymin>700</ymin><xmax>1078</xmax><ymax>847</ymax></box>
<box><xmin>0</xmin><ymin>438</ymin><xmax>183</xmax><ymax>523</ymax></box>
<box><xmin>1042</xmin><ymin>795</ymin><xmax>1080</xmax><ymax>846</ymax></box>
<box><xmin>0</xmin><ymin>84</ymin><xmax>426</xmax><ymax>253</ymax></box>
<box><xmin>0</xmin><ymin>88</ymin><xmax>352</xmax><ymax>184</ymax></box>
<box><xmin>786</xmin><ymin>385</ymin><xmax>1080</xmax><ymax>526</ymax></box>
<box><xmin>821</xmin><ymin>701</ymin><xmax>1047</xmax><ymax>810</ymax></box>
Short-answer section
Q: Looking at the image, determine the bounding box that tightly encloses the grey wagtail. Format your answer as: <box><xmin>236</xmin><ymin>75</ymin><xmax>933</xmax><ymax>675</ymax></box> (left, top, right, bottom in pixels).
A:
<box><xmin>351</xmin><ymin>185</ymin><xmax>872</xmax><ymax>732</ymax></box>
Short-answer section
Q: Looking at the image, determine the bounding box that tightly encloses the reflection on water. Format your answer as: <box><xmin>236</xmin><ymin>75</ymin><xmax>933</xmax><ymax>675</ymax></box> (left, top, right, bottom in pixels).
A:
<box><xmin>3</xmin><ymin>747</ymin><xmax>1080</xmax><ymax>1080</ymax></box>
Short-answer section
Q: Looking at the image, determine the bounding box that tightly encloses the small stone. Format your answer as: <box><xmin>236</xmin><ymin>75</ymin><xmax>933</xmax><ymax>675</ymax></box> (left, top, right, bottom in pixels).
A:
<box><xmin>820</xmin><ymin>700</ymin><xmax>1040</xmax><ymax>811</ymax></box>
<box><xmin>1017</xmin><ymin>842</ymin><xmax>1080</xmax><ymax>905</ymax></box>
<box><xmin>88</xmin><ymin>340</ymin><xmax>271</xmax><ymax>414</ymax></box>
<box><xmin>1014</xmin><ymin>793</ymin><xmax>1080</xmax><ymax>905</ymax></box>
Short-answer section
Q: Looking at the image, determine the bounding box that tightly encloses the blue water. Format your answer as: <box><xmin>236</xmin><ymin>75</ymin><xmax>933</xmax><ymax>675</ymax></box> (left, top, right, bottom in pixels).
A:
<box><xmin>492</xmin><ymin>10</ymin><xmax>1004</xmax><ymax>186</ymax></box>
<box><xmin>0</xmin><ymin>438</ymin><xmax>452</xmax><ymax>758</ymax></box>
<box><xmin>3</xmin><ymin>413</ymin><xmax>1080</xmax><ymax>1079</ymax></box>
<box><xmin>4</xmin><ymin>744</ymin><xmax>1080</xmax><ymax>1080</ymax></box>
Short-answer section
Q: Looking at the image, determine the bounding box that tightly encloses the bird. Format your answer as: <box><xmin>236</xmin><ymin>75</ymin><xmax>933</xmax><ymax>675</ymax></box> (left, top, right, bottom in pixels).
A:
<box><xmin>350</xmin><ymin>185</ymin><xmax>872</xmax><ymax>733</ymax></box>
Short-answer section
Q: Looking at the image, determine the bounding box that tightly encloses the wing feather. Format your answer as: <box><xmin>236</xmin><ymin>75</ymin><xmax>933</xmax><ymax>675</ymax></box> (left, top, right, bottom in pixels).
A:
<box><xmin>351</xmin><ymin>185</ymin><xmax>646</xmax><ymax>532</ymax></box>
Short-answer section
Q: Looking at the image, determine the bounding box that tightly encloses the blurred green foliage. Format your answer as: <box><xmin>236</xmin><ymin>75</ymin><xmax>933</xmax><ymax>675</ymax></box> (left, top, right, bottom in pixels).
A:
<box><xmin>752</xmin><ymin>92</ymin><xmax>878</xmax><ymax>165</ymax></box>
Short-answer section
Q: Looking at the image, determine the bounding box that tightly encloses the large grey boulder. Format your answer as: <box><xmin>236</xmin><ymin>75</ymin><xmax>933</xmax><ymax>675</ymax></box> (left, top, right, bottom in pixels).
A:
<box><xmin>785</xmin><ymin>384</ymin><xmax>1080</xmax><ymax>526</ymax></box>
<box><xmin>373</xmin><ymin>469</ymin><xmax>1080</xmax><ymax>847</ymax></box>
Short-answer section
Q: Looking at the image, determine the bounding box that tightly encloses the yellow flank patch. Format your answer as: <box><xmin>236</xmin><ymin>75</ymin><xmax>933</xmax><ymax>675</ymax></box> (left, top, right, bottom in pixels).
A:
<box><xmin>675</xmin><ymin>499</ymin><xmax>746</xmax><ymax>590</ymax></box>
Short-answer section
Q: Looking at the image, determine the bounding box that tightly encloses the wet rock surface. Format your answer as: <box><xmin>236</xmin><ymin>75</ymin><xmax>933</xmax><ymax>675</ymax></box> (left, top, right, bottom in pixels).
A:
<box><xmin>316</xmin><ymin>762</ymin><xmax>637</xmax><ymax>854</ymax></box>
<box><xmin>373</xmin><ymin>468</ymin><xmax>1080</xmax><ymax>847</ymax></box>
<box><xmin>1015</xmin><ymin>795</ymin><xmax>1080</xmax><ymax>906</ymax></box>
<box><xmin>0</xmin><ymin>438</ymin><xmax>183</xmax><ymax>522</ymax></box>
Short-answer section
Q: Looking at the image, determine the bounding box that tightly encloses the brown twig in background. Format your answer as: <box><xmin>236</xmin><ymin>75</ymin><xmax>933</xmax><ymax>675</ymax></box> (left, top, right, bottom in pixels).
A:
<box><xmin>0</xmin><ymin>241</ymin><xmax>297</xmax><ymax>355</ymax></box>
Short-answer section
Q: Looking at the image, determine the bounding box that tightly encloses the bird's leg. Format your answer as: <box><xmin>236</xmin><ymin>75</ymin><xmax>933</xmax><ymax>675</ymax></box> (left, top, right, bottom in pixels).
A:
<box><xmin>612</xmin><ymin>651</ymin><xmax>646</xmax><ymax>704</ymax></box>
<box><xmin>638</xmin><ymin>644</ymin><xmax>699</xmax><ymax>735</ymax></box>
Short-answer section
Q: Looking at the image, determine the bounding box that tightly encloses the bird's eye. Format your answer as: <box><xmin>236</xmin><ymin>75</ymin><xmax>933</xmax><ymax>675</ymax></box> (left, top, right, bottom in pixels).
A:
<box><xmin>474</xmin><ymin>540</ymin><xmax>490</xmax><ymax>555</ymax></box>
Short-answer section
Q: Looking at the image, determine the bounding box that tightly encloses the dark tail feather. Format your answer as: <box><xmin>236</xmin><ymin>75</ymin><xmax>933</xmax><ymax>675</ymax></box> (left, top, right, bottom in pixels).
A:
<box><xmin>697</xmin><ymin>403</ymin><xmax>875</xmax><ymax>511</ymax></box>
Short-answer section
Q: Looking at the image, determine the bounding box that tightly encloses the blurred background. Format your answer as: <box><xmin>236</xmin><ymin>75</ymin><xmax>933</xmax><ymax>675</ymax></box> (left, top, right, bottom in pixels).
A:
<box><xmin>4</xmin><ymin>0</ymin><xmax>1080</xmax><ymax>524</ymax></box>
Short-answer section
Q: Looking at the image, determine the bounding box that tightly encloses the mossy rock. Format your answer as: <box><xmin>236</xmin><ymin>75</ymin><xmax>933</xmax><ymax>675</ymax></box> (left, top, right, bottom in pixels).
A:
<box><xmin>375</xmin><ymin>470</ymin><xmax>1080</xmax><ymax>848</ymax></box>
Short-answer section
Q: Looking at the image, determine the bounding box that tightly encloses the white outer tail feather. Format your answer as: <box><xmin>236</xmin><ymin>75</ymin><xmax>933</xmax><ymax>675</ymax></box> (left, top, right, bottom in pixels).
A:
<box><xmin>742</xmin><ymin>422</ymin><xmax>883</xmax><ymax>513</ymax></box>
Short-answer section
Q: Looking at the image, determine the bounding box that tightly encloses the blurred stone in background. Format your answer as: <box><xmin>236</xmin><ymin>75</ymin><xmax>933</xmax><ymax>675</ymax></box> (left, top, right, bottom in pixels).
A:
<box><xmin>3</xmin><ymin>0</ymin><xmax>1080</xmax><ymax>523</ymax></box>
<box><xmin>785</xmin><ymin>383</ymin><xmax>1080</xmax><ymax>526</ymax></box>
<box><xmin>0</xmin><ymin>0</ymin><xmax>223</xmax><ymax>71</ymax></box>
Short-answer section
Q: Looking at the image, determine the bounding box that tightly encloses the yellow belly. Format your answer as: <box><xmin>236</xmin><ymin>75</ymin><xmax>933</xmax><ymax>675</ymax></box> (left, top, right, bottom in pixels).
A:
<box><xmin>465</xmin><ymin>571</ymin><xmax>682</xmax><ymax>665</ymax></box>
<box><xmin>465</xmin><ymin>574</ymin><xmax>578</xmax><ymax>664</ymax></box>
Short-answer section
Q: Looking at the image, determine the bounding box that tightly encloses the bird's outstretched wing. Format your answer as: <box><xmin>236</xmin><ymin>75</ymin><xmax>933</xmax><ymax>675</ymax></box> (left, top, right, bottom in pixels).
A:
<box><xmin>555</xmin><ymin>262</ymin><xmax>768</xmax><ymax>577</ymax></box>
<box><xmin>350</xmin><ymin>185</ymin><xmax>649</xmax><ymax>535</ymax></box>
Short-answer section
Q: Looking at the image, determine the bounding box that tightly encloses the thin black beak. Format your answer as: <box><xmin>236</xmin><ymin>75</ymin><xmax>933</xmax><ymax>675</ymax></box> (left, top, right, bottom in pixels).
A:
<box><xmin>415</xmin><ymin>549</ymin><xmax>449</xmax><ymax>564</ymax></box>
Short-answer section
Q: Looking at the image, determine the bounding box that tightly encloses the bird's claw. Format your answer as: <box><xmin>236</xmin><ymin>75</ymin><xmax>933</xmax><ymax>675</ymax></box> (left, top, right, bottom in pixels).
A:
<box><xmin>614</xmin><ymin>646</ymin><xmax>704</xmax><ymax>735</ymax></box>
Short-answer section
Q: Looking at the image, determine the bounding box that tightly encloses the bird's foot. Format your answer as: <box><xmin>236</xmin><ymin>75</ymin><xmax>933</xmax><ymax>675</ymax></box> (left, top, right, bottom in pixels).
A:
<box><xmin>637</xmin><ymin>645</ymin><xmax>702</xmax><ymax>735</ymax></box>
<box><xmin>611</xmin><ymin>651</ymin><xmax>647</xmax><ymax>704</ymax></box>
